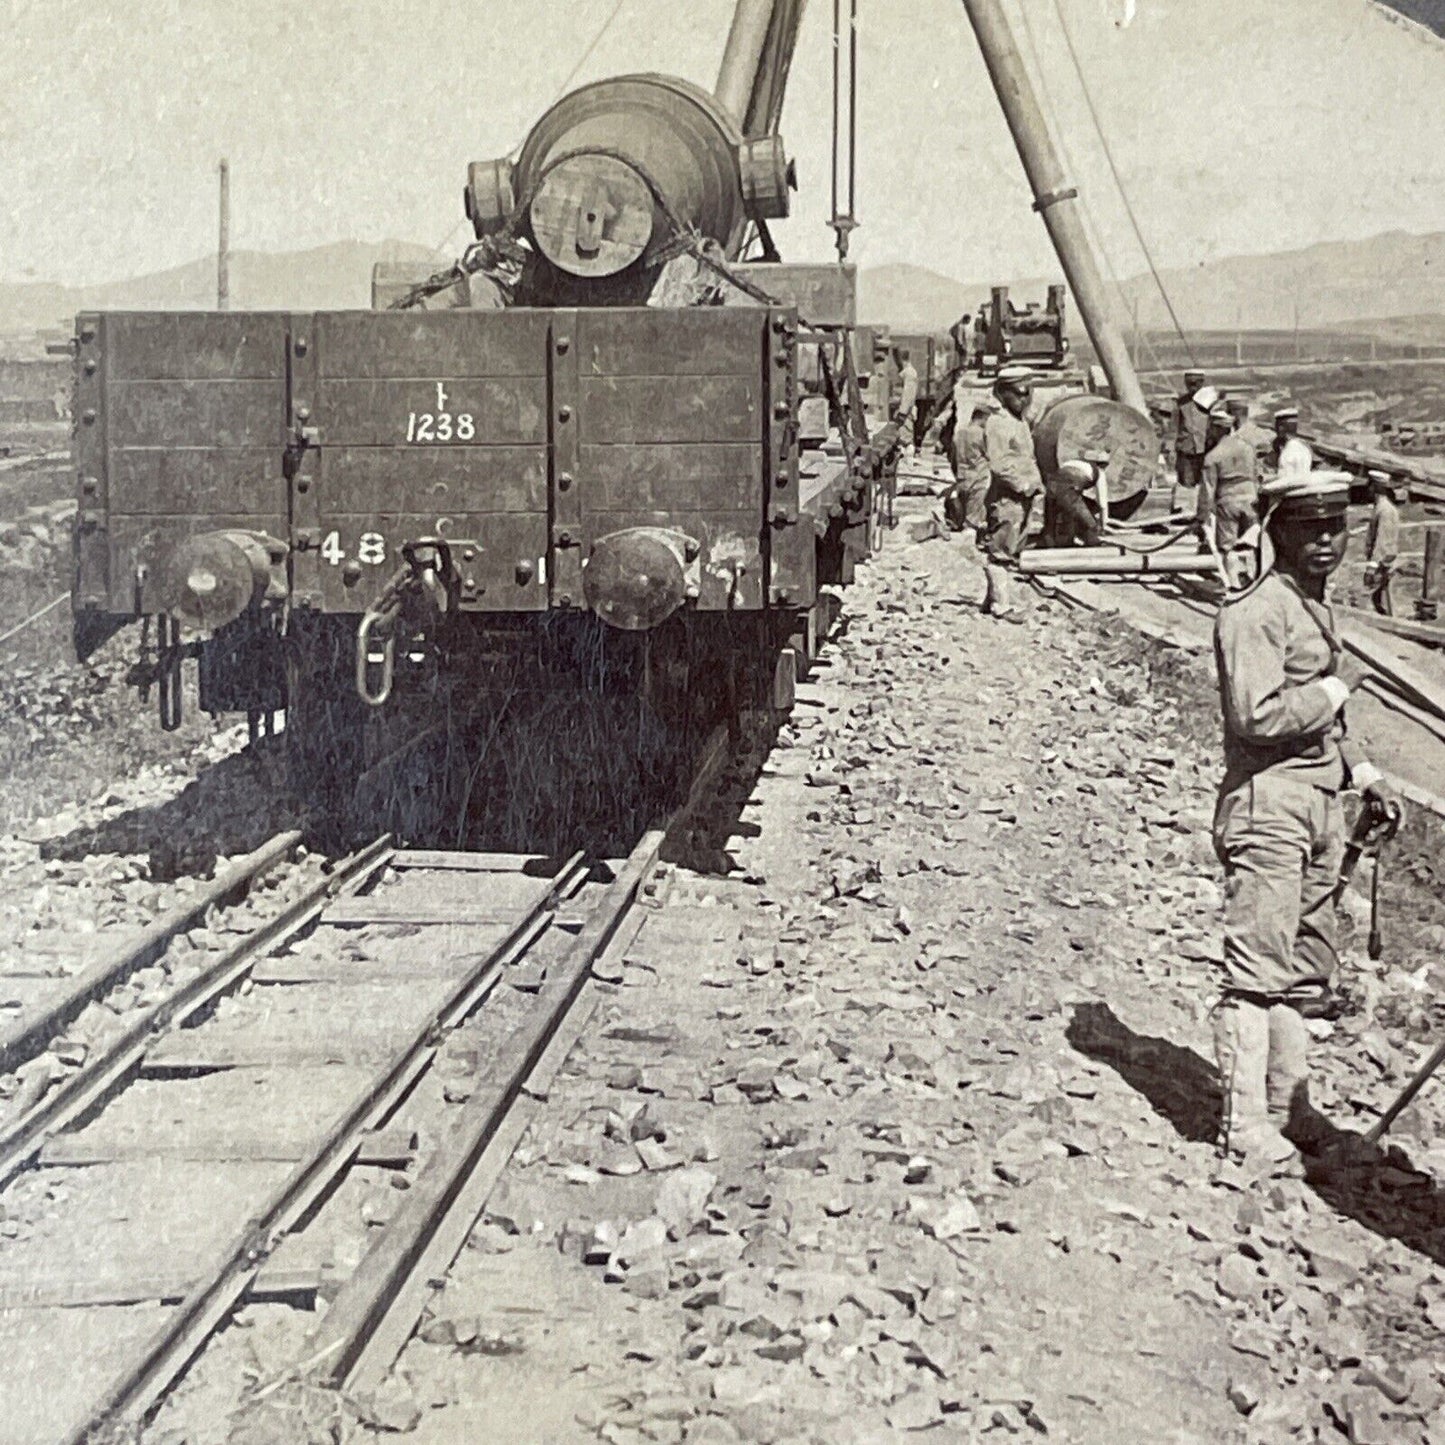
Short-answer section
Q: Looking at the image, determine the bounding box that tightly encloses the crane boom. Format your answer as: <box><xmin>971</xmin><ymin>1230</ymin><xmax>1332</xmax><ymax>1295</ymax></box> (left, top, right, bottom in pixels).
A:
<box><xmin>716</xmin><ymin>0</ymin><xmax>809</xmax><ymax>137</ymax></box>
<box><xmin>960</xmin><ymin>0</ymin><xmax>1148</xmax><ymax>416</ymax></box>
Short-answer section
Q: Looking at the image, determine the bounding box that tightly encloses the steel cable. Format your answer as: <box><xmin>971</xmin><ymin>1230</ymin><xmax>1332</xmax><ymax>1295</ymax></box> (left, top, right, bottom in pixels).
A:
<box><xmin>1011</xmin><ymin>0</ymin><xmax>1170</xmax><ymax>378</ymax></box>
<box><xmin>0</xmin><ymin>590</ymin><xmax>70</xmax><ymax>650</ymax></box>
<box><xmin>1048</xmin><ymin>0</ymin><xmax>1196</xmax><ymax>365</ymax></box>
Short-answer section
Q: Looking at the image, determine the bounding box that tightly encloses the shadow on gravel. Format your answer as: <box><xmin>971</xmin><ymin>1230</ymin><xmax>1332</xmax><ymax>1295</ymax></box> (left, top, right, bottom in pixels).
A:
<box><xmin>38</xmin><ymin>744</ymin><xmax>301</xmax><ymax>880</ymax></box>
<box><xmin>1071</xmin><ymin>1001</ymin><xmax>1445</xmax><ymax>1266</ymax></box>
<box><xmin>660</xmin><ymin>712</ymin><xmax>781</xmax><ymax>877</ymax></box>
<box><xmin>32</xmin><ymin>700</ymin><xmax>780</xmax><ymax>879</ymax></box>
<box><xmin>1068</xmin><ymin>1001</ymin><xmax>1222</xmax><ymax>1144</ymax></box>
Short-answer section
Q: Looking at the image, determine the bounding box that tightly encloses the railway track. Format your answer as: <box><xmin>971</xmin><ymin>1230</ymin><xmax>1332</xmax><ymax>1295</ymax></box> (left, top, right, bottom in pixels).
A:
<box><xmin>0</xmin><ymin>730</ymin><xmax>728</xmax><ymax>1445</ymax></box>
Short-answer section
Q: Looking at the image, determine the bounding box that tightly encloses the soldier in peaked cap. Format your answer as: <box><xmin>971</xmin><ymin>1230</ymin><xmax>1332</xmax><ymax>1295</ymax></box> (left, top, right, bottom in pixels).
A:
<box><xmin>1199</xmin><ymin>401</ymin><xmax>1261</xmax><ymax>588</ymax></box>
<box><xmin>1269</xmin><ymin>405</ymin><xmax>1313</xmax><ymax>476</ymax></box>
<box><xmin>1364</xmin><ymin>470</ymin><xmax>1402</xmax><ymax>617</ymax></box>
<box><xmin>980</xmin><ymin>365</ymin><xmax>1041</xmax><ymax>620</ymax></box>
<box><xmin>1175</xmin><ymin>370</ymin><xmax>1210</xmax><ymax>498</ymax></box>
<box><xmin>1211</xmin><ymin>471</ymin><xmax>1403</xmax><ymax>1174</ymax></box>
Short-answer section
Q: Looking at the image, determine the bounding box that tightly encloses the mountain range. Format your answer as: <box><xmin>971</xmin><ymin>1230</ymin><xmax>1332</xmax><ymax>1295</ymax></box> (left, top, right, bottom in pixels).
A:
<box><xmin>2</xmin><ymin>230</ymin><xmax>1443</xmax><ymax>340</ymax></box>
<box><xmin>857</xmin><ymin>230</ymin><xmax>1445</xmax><ymax>335</ymax></box>
<box><xmin>0</xmin><ymin>240</ymin><xmax>445</xmax><ymax>338</ymax></box>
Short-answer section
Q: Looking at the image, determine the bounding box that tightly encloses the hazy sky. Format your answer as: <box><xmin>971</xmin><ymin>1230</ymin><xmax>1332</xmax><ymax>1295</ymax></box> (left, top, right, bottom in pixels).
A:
<box><xmin>2</xmin><ymin>0</ymin><xmax>1442</xmax><ymax>287</ymax></box>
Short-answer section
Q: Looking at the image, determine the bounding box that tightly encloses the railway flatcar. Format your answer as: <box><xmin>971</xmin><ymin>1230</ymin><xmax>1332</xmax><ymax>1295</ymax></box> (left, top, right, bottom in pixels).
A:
<box><xmin>65</xmin><ymin>1</ymin><xmax>896</xmax><ymax>815</ymax></box>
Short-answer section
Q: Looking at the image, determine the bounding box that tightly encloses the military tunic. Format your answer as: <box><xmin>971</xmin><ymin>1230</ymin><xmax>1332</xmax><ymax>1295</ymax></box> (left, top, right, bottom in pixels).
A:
<box><xmin>982</xmin><ymin>409</ymin><xmax>1041</xmax><ymax>561</ymax></box>
<box><xmin>1213</xmin><ymin>571</ymin><xmax>1376</xmax><ymax>998</ymax></box>
<box><xmin>1199</xmin><ymin>432</ymin><xmax>1260</xmax><ymax>553</ymax></box>
<box><xmin>1175</xmin><ymin>392</ymin><xmax>1209</xmax><ymax>489</ymax></box>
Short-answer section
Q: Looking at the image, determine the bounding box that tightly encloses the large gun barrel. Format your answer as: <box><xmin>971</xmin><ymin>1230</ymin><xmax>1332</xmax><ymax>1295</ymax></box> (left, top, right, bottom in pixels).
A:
<box><xmin>465</xmin><ymin>74</ymin><xmax>792</xmax><ymax>303</ymax></box>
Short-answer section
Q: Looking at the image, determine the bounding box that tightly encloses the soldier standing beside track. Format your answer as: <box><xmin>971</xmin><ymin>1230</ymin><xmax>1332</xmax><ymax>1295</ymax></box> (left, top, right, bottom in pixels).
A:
<box><xmin>893</xmin><ymin>350</ymin><xmax>919</xmax><ymax>450</ymax></box>
<box><xmin>945</xmin><ymin>401</ymin><xmax>994</xmax><ymax>541</ymax></box>
<box><xmin>1175</xmin><ymin>369</ymin><xmax>1209</xmax><ymax>500</ymax></box>
<box><xmin>1364</xmin><ymin>469</ymin><xmax>1401</xmax><ymax>617</ymax></box>
<box><xmin>1199</xmin><ymin>398</ymin><xmax>1261</xmax><ymax>588</ymax></box>
<box><xmin>1211</xmin><ymin>471</ymin><xmax>1403</xmax><ymax>1174</ymax></box>
<box><xmin>980</xmin><ymin>364</ymin><xmax>1041</xmax><ymax>620</ymax></box>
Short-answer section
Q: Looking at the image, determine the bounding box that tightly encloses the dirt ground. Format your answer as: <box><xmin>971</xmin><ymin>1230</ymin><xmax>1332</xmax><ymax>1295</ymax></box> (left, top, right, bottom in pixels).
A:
<box><xmin>0</xmin><ymin>450</ymin><xmax>223</xmax><ymax>833</ymax></box>
<box><xmin>356</xmin><ymin>518</ymin><xmax>1445</xmax><ymax>1445</ymax></box>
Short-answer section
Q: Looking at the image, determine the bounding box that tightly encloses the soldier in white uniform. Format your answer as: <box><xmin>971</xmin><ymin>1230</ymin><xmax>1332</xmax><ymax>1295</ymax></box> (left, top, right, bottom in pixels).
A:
<box><xmin>893</xmin><ymin>351</ymin><xmax>919</xmax><ymax>449</ymax></box>
<box><xmin>1269</xmin><ymin>405</ymin><xmax>1313</xmax><ymax>476</ymax></box>
<box><xmin>1211</xmin><ymin>471</ymin><xmax>1402</xmax><ymax>1172</ymax></box>
<box><xmin>980</xmin><ymin>365</ymin><xmax>1041</xmax><ymax>620</ymax></box>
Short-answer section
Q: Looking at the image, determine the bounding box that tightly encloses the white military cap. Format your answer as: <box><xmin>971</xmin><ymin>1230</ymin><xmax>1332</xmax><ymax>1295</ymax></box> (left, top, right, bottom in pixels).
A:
<box><xmin>995</xmin><ymin>364</ymin><xmax>1035</xmax><ymax>387</ymax></box>
<box><xmin>1207</xmin><ymin>403</ymin><xmax>1230</xmax><ymax>422</ymax></box>
<box><xmin>1193</xmin><ymin>385</ymin><xmax>1221</xmax><ymax>408</ymax></box>
<box><xmin>1081</xmin><ymin>448</ymin><xmax>1111</xmax><ymax>465</ymax></box>
<box><xmin>1057</xmin><ymin>458</ymin><xmax>1097</xmax><ymax>488</ymax></box>
<box><xmin>1273</xmin><ymin>405</ymin><xmax>1300</xmax><ymax>422</ymax></box>
<box><xmin>1367</xmin><ymin>469</ymin><xmax>1392</xmax><ymax>483</ymax></box>
<box><xmin>1261</xmin><ymin>469</ymin><xmax>1351</xmax><ymax>519</ymax></box>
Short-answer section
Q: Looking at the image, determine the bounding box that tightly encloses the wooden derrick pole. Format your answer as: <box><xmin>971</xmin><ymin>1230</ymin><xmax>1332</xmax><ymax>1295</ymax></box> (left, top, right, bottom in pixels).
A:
<box><xmin>959</xmin><ymin>0</ymin><xmax>1148</xmax><ymax>417</ymax></box>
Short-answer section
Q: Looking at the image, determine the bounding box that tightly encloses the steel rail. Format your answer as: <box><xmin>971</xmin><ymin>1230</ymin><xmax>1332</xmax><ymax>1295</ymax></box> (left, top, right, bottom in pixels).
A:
<box><xmin>0</xmin><ymin>828</ymin><xmax>303</xmax><ymax>1075</ymax></box>
<box><xmin>314</xmin><ymin>833</ymin><xmax>664</xmax><ymax>1391</ymax></box>
<box><xmin>64</xmin><ymin>848</ymin><xmax>588</xmax><ymax>1445</ymax></box>
<box><xmin>315</xmin><ymin>723</ymin><xmax>732</xmax><ymax>1395</ymax></box>
<box><xmin>0</xmin><ymin>835</ymin><xmax>394</xmax><ymax>1192</ymax></box>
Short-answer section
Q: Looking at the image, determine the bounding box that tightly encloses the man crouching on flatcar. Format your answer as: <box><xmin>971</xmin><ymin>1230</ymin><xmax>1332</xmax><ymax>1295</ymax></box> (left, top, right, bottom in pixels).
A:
<box><xmin>1210</xmin><ymin>471</ymin><xmax>1403</xmax><ymax>1175</ymax></box>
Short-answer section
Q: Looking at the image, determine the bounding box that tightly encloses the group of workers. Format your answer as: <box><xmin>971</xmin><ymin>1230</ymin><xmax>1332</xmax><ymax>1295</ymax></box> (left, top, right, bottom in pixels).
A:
<box><xmin>922</xmin><ymin>362</ymin><xmax>1068</xmax><ymax>619</ymax></box>
<box><xmin>913</xmin><ymin>358</ymin><xmax>1413</xmax><ymax>1177</ymax></box>
<box><xmin>919</xmin><ymin>360</ymin><xmax>1405</xmax><ymax>619</ymax></box>
<box><xmin>1174</xmin><ymin>369</ymin><xmax>1403</xmax><ymax>611</ymax></box>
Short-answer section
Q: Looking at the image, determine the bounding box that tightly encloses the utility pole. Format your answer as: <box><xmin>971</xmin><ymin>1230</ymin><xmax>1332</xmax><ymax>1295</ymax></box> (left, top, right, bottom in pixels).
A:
<box><xmin>959</xmin><ymin>0</ymin><xmax>1147</xmax><ymax>416</ymax></box>
<box><xmin>218</xmin><ymin>159</ymin><xmax>231</xmax><ymax>312</ymax></box>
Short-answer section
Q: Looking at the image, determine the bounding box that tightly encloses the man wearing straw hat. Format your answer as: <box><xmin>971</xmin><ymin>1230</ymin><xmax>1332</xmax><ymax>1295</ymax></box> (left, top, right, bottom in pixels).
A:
<box><xmin>1211</xmin><ymin>471</ymin><xmax>1403</xmax><ymax>1173</ymax></box>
